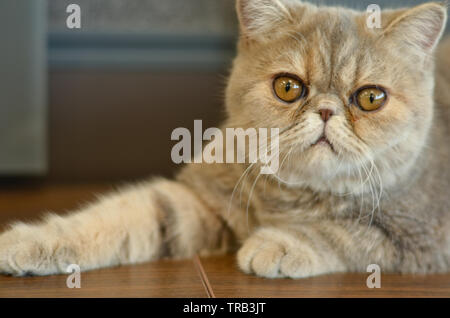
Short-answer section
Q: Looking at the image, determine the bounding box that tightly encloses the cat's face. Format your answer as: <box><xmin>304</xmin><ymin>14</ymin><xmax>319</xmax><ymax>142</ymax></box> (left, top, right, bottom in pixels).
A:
<box><xmin>226</xmin><ymin>0</ymin><xmax>447</xmax><ymax>194</ymax></box>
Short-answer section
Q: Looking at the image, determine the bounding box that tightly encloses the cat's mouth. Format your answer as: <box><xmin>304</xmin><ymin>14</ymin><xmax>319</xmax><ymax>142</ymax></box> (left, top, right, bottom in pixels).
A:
<box><xmin>312</xmin><ymin>134</ymin><xmax>335</xmax><ymax>152</ymax></box>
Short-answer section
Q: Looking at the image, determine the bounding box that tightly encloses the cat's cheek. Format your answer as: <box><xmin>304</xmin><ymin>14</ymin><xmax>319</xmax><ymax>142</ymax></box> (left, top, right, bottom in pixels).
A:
<box><xmin>347</xmin><ymin>110</ymin><xmax>361</xmax><ymax>123</ymax></box>
<box><xmin>350</xmin><ymin>115</ymin><xmax>386</xmax><ymax>147</ymax></box>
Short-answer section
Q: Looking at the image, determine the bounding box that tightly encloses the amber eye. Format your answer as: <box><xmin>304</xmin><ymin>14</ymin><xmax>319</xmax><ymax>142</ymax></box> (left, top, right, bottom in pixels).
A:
<box><xmin>273</xmin><ymin>75</ymin><xmax>305</xmax><ymax>103</ymax></box>
<box><xmin>354</xmin><ymin>86</ymin><xmax>387</xmax><ymax>112</ymax></box>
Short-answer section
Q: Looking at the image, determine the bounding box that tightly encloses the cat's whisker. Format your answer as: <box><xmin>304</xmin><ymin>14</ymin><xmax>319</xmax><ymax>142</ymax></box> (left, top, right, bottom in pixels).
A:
<box><xmin>234</xmin><ymin>130</ymin><xmax>283</xmax><ymax>213</ymax></box>
<box><xmin>370</xmin><ymin>159</ymin><xmax>384</xmax><ymax>222</ymax></box>
<box><xmin>354</xmin><ymin>157</ymin><xmax>365</xmax><ymax>226</ymax></box>
<box><xmin>246</xmin><ymin>172</ymin><xmax>262</xmax><ymax>234</ymax></box>
<box><xmin>358</xmin><ymin>159</ymin><xmax>376</xmax><ymax>226</ymax></box>
<box><xmin>228</xmin><ymin>163</ymin><xmax>253</xmax><ymax>214</ymax></box>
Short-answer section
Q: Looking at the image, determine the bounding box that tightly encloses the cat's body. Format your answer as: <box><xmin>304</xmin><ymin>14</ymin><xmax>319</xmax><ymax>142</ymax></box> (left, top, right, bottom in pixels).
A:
<box><xmin>1</xmin><ymin>0</ymin><xmax>449</xmax><ymax>278</ymax></box>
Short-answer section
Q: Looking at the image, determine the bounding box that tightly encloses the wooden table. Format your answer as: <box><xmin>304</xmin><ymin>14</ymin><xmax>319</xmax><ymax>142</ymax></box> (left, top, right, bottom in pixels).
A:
<box><xmin>0</xmin><ymin>183</ymin><xmax>449</xmax><ymax>298</ymax></box>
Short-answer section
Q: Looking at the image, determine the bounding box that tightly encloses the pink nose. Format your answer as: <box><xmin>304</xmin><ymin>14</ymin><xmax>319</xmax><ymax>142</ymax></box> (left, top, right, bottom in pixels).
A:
<box><xmin>318</xmin><ymin>108</ymin><xmax>334</xmax><ymax>122</ymax></box>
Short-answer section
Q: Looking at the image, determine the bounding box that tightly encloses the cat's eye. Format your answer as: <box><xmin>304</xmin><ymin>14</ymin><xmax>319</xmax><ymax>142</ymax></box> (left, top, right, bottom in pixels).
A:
<box><xmin>353</xmin><ymin>86</ymin><xmax>388</xmax><ymax>112</ymax></box>
<box><xmin>273</xmin><ymin>75</ymin><xmax>306</xmax><ymax>103</ymax></box>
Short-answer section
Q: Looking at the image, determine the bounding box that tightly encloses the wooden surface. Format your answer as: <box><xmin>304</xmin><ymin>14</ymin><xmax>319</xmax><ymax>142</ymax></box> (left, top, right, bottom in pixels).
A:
<box><xmin>0</xmin><ymin>182</ymin><xmax>449</xmax><ymax>298</ymax></box>
<box><xmin>200</xmin><ymin>256</ymin><xmax>450</xmax><ymax>298</ymax></box>
<box><xmin>0</xmin><ymin>259</ymin><xmax>206</xmax><ymax>298</ymax></box>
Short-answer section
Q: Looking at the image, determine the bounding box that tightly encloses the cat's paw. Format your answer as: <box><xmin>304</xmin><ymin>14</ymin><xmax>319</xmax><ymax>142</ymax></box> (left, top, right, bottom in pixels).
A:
<box><xmin>0</xmin><ymin>223</ymin><xmax>77</xmax><ymax>276</ymax></box>
<box><xmin>237</xmin><ymin>228</ymin><xmax>334</xmax><ymax>279</ymax></box>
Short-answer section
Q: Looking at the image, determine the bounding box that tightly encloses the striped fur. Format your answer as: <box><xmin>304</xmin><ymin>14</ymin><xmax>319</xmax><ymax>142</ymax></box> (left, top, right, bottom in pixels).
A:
<box><xmin>1</xmin><ymin>1</ymin><xmax>449</xmax><ymax>278</ymax></box>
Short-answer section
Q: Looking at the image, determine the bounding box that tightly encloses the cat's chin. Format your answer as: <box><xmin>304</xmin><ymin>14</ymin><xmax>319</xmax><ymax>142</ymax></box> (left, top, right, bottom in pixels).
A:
<box><xmin>303</xmin><ymin>141</ymin><xmax>338</xmax><ymax>163</ymax></box>
<box><xmin>274</xmin><ymin>167</ymin><xmax>366</xmax><ymax>195</ymax></box>
<box><xmin>274</xmin><ymin>145</ymin><xmax>370</xmax><ymax>194</ymax></box>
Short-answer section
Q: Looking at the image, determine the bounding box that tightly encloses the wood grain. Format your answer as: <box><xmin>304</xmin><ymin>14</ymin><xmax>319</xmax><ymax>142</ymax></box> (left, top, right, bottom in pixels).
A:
<box><xmin>0</xmin><ymin>183</ymin><xmax>114</xmax><ymax>224</ymax></box>
<box><xmin>0</xmin><ymin>259</ymin><xmax>207</xmax><ymax>298</ymax></box>
<box><xmin>199</xmin><ymin>255</ymin><xmax>450</xmax><ymax>298</ymax></box>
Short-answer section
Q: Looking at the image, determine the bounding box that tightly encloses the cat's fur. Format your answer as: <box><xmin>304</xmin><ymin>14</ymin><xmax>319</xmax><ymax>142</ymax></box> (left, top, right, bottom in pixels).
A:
<box><xmin>1</xmin><ymin>0</ymin><xmax>449</xmax><ymax>278</ymax></box>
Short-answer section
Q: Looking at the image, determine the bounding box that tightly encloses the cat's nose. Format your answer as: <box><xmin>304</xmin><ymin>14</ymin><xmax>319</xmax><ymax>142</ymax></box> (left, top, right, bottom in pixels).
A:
<box><xmin>318</xmin><ymin>108</ymin><xmax>334</xmax><ymax>122</ymax></box>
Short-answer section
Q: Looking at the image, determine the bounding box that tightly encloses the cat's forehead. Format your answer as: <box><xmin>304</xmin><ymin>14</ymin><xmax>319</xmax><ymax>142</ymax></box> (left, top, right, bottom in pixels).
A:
<box><xmin>265</xmin><ymin>15</ymin><xmax>391</xmax><ymax>93</ymax></box>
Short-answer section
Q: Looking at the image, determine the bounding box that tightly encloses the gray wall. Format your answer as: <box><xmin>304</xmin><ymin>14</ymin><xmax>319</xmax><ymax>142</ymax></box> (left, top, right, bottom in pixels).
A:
<box><xmin>48</xmin><ymin>0</ymin><xmax>237</xmax><ymax>36</ymax></box>
<box><xmin>47</xmin><ymin>0</ymin><xmax>449</xmax><ymax>70</ymax></box>
<box><xmin>0</xmin><ymin>0</ymin><xmax>47</xmax><ymax>176</ymax></box>
<box><xmin>48</xmin><ymin>0</ymin><xmax>448</xmax><ymax>35</ymax></box>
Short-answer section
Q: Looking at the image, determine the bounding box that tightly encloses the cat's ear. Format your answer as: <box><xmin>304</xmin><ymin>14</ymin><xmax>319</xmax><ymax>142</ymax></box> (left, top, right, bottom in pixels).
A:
<box><xmin>236</xmin><ymin>0</ymin><xmax>301</xmax><ymax>41</ymax></box>
<box><xmin>383</xmin><ymin>2</ymin><xmax>447</xmax><ymax>55</ymax></box>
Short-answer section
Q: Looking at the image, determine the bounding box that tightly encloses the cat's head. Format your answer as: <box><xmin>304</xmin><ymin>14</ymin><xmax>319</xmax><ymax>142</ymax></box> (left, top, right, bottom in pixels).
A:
<box><xmin>226</xmin><ymin>0</ymin><xmax>448</xmax><ymax>194</ymax></box>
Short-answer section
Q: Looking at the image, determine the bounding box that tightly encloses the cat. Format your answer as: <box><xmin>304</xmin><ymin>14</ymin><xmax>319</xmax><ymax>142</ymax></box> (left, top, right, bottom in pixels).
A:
<box><xmin>1</xmin><ymin>0</ymin><xmax>449</xmax><ymax>278</ymax></box>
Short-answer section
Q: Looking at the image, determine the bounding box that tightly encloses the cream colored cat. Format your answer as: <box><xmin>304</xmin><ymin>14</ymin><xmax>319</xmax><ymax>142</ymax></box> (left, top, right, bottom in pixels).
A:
<box><xmin>1</xmin><ymin>0</ymin><xmax>449</xmax><ymax>278</ymax></box>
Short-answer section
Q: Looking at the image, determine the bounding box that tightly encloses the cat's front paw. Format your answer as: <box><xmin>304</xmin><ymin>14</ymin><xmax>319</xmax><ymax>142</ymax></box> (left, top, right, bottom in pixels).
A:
<box><xmin>0</xmin><ymin>223</ymin><xmax>77</xmax><ymax>276</ymax></box>
<box><xmin>237</xmin><ymin>228</ymin><xmax>336</xmax><ymax>279</ymax></box>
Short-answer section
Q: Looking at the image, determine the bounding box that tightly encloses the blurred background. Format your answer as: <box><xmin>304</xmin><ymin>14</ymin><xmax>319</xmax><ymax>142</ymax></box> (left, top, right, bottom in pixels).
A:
<box><xmin>0</xmin><ymin>0</ymin><xmax>449</xmax><ymax>187</ymax></box>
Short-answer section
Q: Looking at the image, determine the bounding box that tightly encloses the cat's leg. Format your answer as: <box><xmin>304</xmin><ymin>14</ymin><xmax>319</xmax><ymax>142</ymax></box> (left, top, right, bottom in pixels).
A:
<box><xmin>237</xmin><ymin>222</ymin><xmax>399</xmax><ymax>278</ymax></box>
<box><xmin>0</xmin><ymin>178</ymin><xmax>232</xmax><ymax>276</ymax></box>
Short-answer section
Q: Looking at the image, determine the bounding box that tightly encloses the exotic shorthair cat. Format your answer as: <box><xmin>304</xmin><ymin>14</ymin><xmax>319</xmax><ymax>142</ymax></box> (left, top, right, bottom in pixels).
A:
<box><xmin>1</xmin><ymin>0</ymin><xmax>449</xmax><ymax>278</ymax></box>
